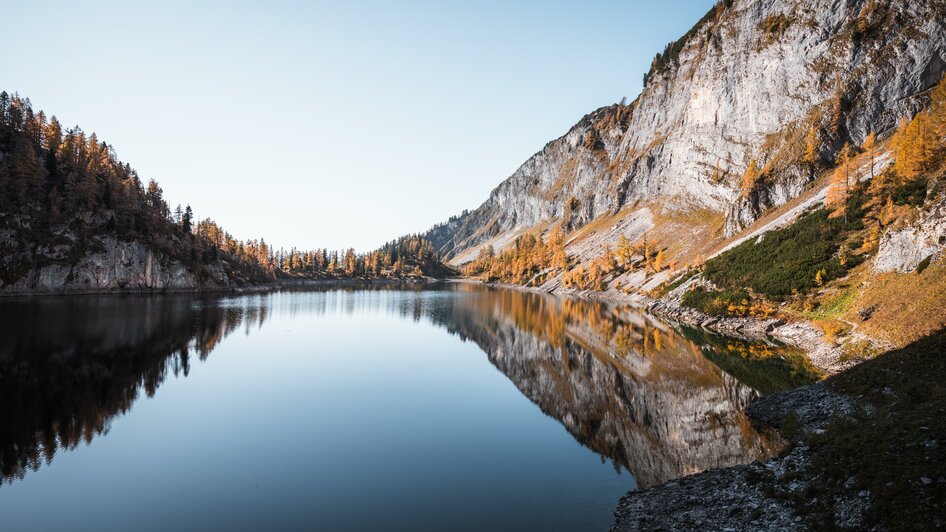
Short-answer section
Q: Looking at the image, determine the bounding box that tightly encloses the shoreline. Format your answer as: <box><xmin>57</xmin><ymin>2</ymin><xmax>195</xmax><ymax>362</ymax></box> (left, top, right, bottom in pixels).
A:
<box><xmin>463</xmin><ymin>275</ymin><xmax>857</xmax><ymax>375</ymax></box>
<box><xmin>0</xmin><ymin>275</ymin><xmax>448</xmax><ymax>299</ymax></box>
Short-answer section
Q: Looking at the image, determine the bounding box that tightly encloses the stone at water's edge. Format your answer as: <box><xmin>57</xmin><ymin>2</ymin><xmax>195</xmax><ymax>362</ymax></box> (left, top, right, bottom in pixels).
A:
<box><xmin>611</xmin><ymin>381</ymin><xmax>861</xmax><ymax>532</ymax></box>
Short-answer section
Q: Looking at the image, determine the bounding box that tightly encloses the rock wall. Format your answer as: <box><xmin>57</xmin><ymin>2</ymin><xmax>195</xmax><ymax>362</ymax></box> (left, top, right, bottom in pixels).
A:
<box><xmin>428</xmin><ymin>0</ymin><xmax>946</xmax><ymax>261</ymax></box>
<box><xmin>2</xmin><ymin>236</ymin><xmax>233</xmax><ymax>293</ymax></box>
<box><xmin>874</xmin><ymin>188</ymin><xmax>946</xmax><ymax>273</ymax></box>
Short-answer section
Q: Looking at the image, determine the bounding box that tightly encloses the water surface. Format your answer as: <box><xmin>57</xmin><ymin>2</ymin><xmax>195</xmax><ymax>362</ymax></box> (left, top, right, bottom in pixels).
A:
<box><xmin>0</xmin><ymin>283</ymin><xmax>818</xmax><ymax>531</ymax></box>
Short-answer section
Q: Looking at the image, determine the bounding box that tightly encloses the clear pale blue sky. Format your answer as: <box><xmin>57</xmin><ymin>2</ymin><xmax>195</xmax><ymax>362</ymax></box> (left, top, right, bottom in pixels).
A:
<box><xmin>2</xmin><ymin>0</ymin><xmax>715</xmax><ymax>251</ymax></box>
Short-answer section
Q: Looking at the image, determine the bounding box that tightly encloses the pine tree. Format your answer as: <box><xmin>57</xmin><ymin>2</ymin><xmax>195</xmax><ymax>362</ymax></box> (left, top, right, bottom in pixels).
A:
<box><xmin>182</xmin><ymin>205</ymin><xmax>193</xmax><ymax>233</ymax></box>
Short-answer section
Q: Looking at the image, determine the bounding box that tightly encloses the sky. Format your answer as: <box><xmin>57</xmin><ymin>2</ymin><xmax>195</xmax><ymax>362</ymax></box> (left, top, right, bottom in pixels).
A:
<box><xmin>1</xmin><ymin>0</ymin><xmax>716</xmax><ymax>251</ymax></box>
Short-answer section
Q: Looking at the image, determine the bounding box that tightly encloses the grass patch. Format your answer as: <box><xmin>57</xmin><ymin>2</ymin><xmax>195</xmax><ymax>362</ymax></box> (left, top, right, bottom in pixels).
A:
<box><xmin>840</xmin><ymin>338</ymin><xmax>882</xmax><ymax>363</ymax></box>
<box><xmin>812</xmin><ymin>318</ymin><xmax>852</xmax><ymax>345</ymax></box>
<box><xmin>806</xmin><ymin>285</ymin><xmax>858</xmax><ymax>320</ymax></box>
<box><xmin>849</xmin><ymin>259</ymin><xmax>946</xmax><ymax>347</ymax></box>
<box><xmin>650</xmin><ymin>270</ymin><xmax>697</xmax><ymax>298</ymax></box>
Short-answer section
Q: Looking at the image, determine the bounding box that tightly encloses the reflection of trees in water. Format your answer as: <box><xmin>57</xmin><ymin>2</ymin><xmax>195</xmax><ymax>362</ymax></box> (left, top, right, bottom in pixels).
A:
<box><xmin>0</xmin><ymin>283</ymin><xmax>811</xmax><ymax>489</ymax></box>
<box><xmin>422</xmin><ymin>284</ymin><xmax>795</xmax><ymax>488</ymax></box>
<box><xmin>0</xmin><ymin>295</ymin><xmax>268</xmax><ymax>485</ymax></box>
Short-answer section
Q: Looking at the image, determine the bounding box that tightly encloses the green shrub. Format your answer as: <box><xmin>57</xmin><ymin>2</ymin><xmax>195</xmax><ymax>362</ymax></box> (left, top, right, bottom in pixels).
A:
<box><xmin>704</xmin><ymin>209</ymin><xmax>859</xmax><ymax>299</ymax></box>
<box><xmin>891</xmin><ymin>175</ymin><xmax>928</xmax><ymax>206</ymax></box>
<box><xmin>681</xmin><ymin>286</ymin><xmax>750</xmax><ymax>316</ymax></box>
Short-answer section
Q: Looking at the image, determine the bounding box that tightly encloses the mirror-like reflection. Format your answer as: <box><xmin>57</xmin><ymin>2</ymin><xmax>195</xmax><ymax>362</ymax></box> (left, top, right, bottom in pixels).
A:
<box><xmin>0</xmin><ymin>283</ymin><xmax>819</xmax><ymax>530</ymax></box>
<box><xmin>0</xmin><ymin>294</ymin><xmax>270</xmax><ymax>484</ymax></box>
<box><xmin>426</xmin><ymin>284</ymin><xmax>818</xmax><ymax>487</ymax></box>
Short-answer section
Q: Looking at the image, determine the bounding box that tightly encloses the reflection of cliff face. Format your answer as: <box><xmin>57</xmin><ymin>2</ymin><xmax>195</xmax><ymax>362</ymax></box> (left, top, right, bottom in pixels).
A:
<box><xmin>0</xmin><ymin>295</ymin><xmax>268</xmax><ymax>485</ymax></box>
<box><xmin>0</xmin><ymin>284</ymin><xmax>801</xmax><ymax>490</ymax></box>
<box><xmin>429</xmin><ymin>285</ymin><xmax>785</xmax><ymax>488</ymax></box>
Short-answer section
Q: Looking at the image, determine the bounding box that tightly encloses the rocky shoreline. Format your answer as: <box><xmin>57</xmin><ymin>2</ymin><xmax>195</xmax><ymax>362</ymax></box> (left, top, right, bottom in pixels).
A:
<box><xmin>470</xmin><ymin>274</ymin><xmax>861</xmax><ymax>375</ymax></box>
<box><xmin>610</xmin><ymin>381</ymin><xmax>865</xmax><ymax>531</ymax></box>
<box><xmin>460</xmin><ymin>277</ymin><xmax>926</xmax><ymax>529</ymax></box>
<box><xmin>643</xmin><ymin>274</ymin><xmax>863</xmax><ymax>375</ymax></box>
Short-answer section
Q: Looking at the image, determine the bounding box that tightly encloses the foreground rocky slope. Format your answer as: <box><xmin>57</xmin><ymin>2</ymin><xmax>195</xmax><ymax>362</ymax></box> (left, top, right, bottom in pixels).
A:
<box><xmin>611</xmin><ymin>330</ymin><xmax>946</xmax><ymax>530</ymax></box>
<box><xmin>428</xmin><ymin>0</ymin><xmax>946</xmax><ymax>280</ymax></box>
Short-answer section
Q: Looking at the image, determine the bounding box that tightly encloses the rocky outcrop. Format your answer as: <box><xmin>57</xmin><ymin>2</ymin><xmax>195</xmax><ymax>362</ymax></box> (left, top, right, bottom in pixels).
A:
<box><xmin>874</xmin><ymin>187</ymin><xmax>946</xmax><ymax>273</ymax></box>
<box><xmin>429</xmin><ymin>0</ymin><xmax>946</xmax><ymax>263</ymax></box>
<box><xmin>1</xmin><ymin>236</ymin><xmax>234</xmax><ymax>293</ymax></box>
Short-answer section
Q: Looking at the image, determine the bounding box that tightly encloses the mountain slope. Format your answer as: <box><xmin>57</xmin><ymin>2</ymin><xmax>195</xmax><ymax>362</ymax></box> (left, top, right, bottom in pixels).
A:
<box><xmin>427</xmin><ymin>0</ymin><xmax>946</xmax><ymax>276</ymax></box>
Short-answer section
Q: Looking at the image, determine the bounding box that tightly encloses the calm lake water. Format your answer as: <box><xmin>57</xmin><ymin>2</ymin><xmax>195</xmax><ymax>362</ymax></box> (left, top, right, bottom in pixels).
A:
<box><xmin>0</xmin><ymin>283</ymin><xmax>819</xmax><ymax>531</ymax></box>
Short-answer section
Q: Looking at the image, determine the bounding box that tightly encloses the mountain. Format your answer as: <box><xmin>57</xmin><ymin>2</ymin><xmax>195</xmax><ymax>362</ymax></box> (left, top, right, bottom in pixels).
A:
<box><xmin>426</xmin><ymin>0</ymin><xmax>946</xmax><ymax>285</ymax></box>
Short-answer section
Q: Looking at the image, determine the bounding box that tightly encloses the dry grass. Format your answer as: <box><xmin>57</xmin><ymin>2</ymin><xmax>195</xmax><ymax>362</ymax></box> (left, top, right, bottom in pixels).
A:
<box><xmin>847</xmin><ymin>259</ymin><xmax>946</xmax><ymax>347</ymax></box>
<box><xmin>648</xmin><ymin>205</ymin><xmax>726</xmax><ymax>266</ymax></box>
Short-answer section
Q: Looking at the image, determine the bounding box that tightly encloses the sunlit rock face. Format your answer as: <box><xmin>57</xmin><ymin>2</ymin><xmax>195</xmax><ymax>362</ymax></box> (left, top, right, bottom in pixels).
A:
<box><xmin>428</xmin><ymin>0</ymin><xmax>946</xmax><ymax>258</ymax></box>
<box><xmin>435</xmin><ymin>287</ymin><xmax>795</xmax><ymax>488</ymax></box>
<box><xmin>875</xmin><ymin>191</ymin><xmax>946</xmax><ymax>273</ymax></box>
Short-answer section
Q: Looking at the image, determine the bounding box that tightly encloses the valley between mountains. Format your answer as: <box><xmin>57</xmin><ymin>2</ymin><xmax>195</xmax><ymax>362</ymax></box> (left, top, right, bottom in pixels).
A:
<box><xmin>2</xmin><ymin>0</ymin><xmax>946</xmax><ymax>529</ymax></box>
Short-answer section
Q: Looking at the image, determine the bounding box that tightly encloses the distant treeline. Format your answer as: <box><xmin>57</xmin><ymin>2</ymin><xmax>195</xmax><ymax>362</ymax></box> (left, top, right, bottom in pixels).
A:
<box><xmin>0</xmin><ymin>92</ymin><xmax>448</xmax><ymax>285</ymax></box>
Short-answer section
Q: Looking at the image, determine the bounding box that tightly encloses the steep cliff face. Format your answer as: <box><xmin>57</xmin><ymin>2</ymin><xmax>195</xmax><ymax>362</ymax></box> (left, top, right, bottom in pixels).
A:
<box><xmin>428</xmin><ymin>0</ymin><xmax>946</xmax><ymax>265</ymax></box>
<box><xmin>2</xmin><ymin>236</ymin><xmax>232</xmax><ymax>293</ymax></box>
<box><xmin>0</xmin><ymin>219</ymin><xmax>247</xmax><ymax>293</ymax></box>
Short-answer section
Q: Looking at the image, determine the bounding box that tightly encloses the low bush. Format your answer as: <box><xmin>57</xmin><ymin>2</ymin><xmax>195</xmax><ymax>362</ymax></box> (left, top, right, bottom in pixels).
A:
<box><xmin>704</xmin><ymin>209</ymin><xmax>860</xmax><ymax>299</ymax></box>
<box><xmin>681</xmin><ymin>286</ymin><xmax>752</xmax><ymax>316</ymax></box>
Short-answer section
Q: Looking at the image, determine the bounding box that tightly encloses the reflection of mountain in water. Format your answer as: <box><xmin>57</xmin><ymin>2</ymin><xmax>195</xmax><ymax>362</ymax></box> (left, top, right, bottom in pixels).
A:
<box><xmin>427</xmin><ymin>284</ymin><xmax>806</xmax><ymax>488</ymax></box>
<box><xmin>0</xmin><ymin>284</ymin><xmax>816</xmax><ymax>488</ymax></box>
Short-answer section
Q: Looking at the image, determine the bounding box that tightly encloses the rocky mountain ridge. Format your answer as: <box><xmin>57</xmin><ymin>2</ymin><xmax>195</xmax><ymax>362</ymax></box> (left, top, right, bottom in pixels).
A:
<box><xmin>427</xmin><ymin>0</ymin><xmax>946</xmax><ymax>271</ymax></box>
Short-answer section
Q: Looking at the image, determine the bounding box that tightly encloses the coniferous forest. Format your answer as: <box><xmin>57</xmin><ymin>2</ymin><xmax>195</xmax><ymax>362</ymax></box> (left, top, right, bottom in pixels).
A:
<box><xmin>0</xmin><ymin>92</ymin><xmax>450</xmax><ymax>289</ymax></box>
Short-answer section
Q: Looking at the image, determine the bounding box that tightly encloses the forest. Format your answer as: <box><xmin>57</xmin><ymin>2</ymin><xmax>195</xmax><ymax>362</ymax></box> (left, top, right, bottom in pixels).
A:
<box><xmin>0</xmin><ymin>92</ymin><xmax>449</xmax><ymax>287</ymax></box>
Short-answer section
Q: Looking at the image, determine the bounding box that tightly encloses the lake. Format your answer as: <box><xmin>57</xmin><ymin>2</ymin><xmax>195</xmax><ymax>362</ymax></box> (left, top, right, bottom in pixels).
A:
<box><xmin>0</xmin><ymin>283</ymin><xmax>819</xmax><ymax>531</ymax></box>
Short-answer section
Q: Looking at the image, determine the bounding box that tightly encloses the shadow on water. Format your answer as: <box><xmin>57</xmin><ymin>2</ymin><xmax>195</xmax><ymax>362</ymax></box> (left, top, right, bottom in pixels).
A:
<box><xmin>0</xmin><ymin>283</ymin><xmax>818</xmax><ymax>488</ymax></box>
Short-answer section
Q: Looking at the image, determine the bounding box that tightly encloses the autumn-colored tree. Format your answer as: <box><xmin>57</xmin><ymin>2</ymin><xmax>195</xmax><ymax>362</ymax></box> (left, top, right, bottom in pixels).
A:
<box><xmin>652</xmin><ymin>249</ymin><xmax>666</xmax><ymax>272</ymax></box>
<box><xmin>803</xmin><ymin>126</ymin><xmax>819</xmax><ymax>171</ymax></box>
<box><xmin>930</xmin><ymin>74</ymin><xmax>946</xmax><ymax>140</ymax></box>
<box><xmin>615</xmin><ymin>235</ymin><xmax>634</xmax><ymax>270</ymax></box>
<box><xmin>740</xmin><ymin>159</ymin><xmax>761</xmax><ymax>197</ymax></box>
<box><xmin>893</xmin><ymin>114</ymin><xmax>934</xmax><ymax>179</ymax></box>
<box><xmin>548</xmin><ymin>229</ymin><xmax>568</xmax><ymax>271</ymax></box>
